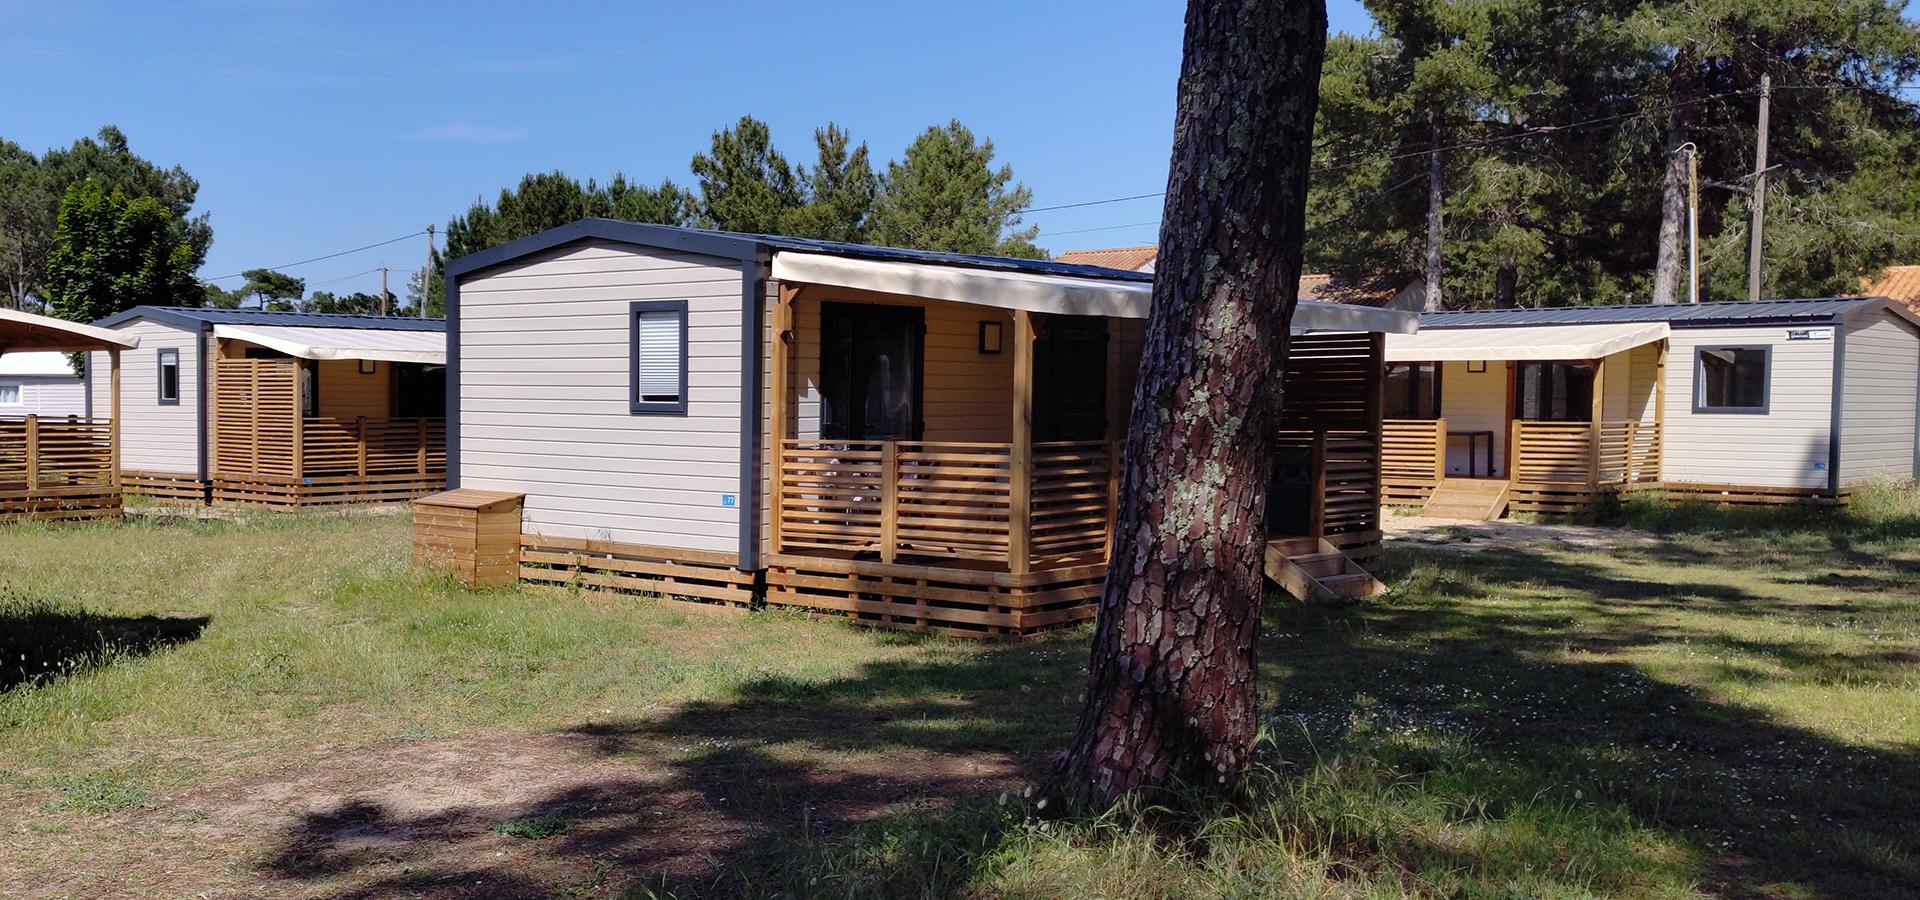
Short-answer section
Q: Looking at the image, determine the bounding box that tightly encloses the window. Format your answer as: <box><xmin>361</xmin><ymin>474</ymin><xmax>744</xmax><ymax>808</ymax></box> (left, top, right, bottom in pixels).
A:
<box><xmin>394</xmin><ymin>364</ymin><xmax>447</xmax><ymax>418</ymax></box>
<box><xmin>820</xmin><ymin>302</ymin><xmax>923</xmax><ymax>440</ymax></box>
<box><xmin>0</xmin><ymin>381</ymin><xmax>20</xmax><ymax>406</ymax></box>
<box><xmin>1384</xmin><ymin>362</ymin><xmax>1441</xmax><ymax>419</ymax></box>
<box><xmin>156</xmin><ymin>348</ymin><xmax>180</xmax><ymax>405</ymax></box>
<box><xmin>1034</xmin><ymin>316</ymin><xmax>1109</xmax><ymax>441</ymax></box>
<box><xmin>1695</xmin><ymin>346</ymin><xmax>1769</xmax><ymax>413</ymax></box>
<box><xmin>628</xmin><ymin>300</ymin><xmax>688</xmax><ymax>415</ymax></box>
<box><xmin>1514</xmin><ymin>361</ymin><xmax>1594</xmax><ymax>422</ymax></box>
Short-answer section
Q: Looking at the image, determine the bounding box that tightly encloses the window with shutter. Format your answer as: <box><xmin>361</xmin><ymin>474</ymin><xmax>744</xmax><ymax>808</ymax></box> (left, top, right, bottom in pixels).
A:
<box><xmin>629</xmin><ymin>301</ymin><xmax>689</xmax><ymax>415</ymax></box>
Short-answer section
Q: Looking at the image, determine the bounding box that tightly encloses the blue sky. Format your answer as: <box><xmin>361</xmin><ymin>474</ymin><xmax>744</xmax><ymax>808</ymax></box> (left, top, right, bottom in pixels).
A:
<box><xmin>2</xmin><ymin>0</ymin><xmax>1376</xmax><ymax>301</ymax></box>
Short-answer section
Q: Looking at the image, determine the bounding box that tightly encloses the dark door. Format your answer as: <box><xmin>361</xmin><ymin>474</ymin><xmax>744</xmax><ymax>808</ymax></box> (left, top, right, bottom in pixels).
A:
<box><xmin>1514</xmin><ymin>361</ymin><xmax>1596</xmax><ymax>421</ymax></box>
<box><xmin>1033</xmin><ymin>316</ymin><xmax>1109</xmax><ymax>442</ymax></box>
<box><xmin>820</xmin><ymin>302</ymin><xmax>924</xmax><ymax>441</ymax></box>
<box><xmin>1266</xmin><ymin>446</ymin><xmax>1315</xmax><ymax>538</ymax></box>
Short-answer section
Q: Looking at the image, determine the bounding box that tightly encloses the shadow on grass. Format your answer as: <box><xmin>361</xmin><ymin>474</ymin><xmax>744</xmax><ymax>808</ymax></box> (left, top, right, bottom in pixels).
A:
<box><xmin>251</xmin><ymin>542</ymin><xmax>1920</xmax><ymax>897</ymax></box>
<box><xmin>0</xmin><ymin>591</ymin><xmax>208</xmax><ymax>692</ymax></box>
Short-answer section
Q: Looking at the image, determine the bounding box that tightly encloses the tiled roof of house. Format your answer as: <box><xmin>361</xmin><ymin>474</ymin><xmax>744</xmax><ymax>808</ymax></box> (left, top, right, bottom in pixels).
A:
<box><xmin>1053</xmin><ymin>246</ymin><xmax>1159</xmax><ymax>272</ymax></box>
<box><xmin>1861</xmin><ymin>265</ymin><xmax>1920</xmax><ymax>315</ymax></box>
<box><xmin>1298</xmin><ymin>272</ymin><xmax>1419</xmax><ymax>308</ymax></box>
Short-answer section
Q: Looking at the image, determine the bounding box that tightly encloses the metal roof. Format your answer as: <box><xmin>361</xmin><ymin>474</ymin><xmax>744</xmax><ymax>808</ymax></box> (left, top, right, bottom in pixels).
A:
<box><xmin>1418</xmin><ymin>298</ymin><xmax>1890</xmax><ymax>329</ymax></box>
<box><xmin>96</xmin><ymin>306</ymin><xmax>446</xmax><ymax>332</ymax></box>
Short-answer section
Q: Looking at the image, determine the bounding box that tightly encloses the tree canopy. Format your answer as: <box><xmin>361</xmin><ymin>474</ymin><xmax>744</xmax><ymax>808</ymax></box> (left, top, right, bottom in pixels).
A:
<box><xmin>871</xmin><ymin>121</ymin><xmax>1043</xmax><ymax>258</ymax></box>
<box><xmin>42</xmin><ymin>180</ymin><xmax>199</xmax><ymax>327</ymax></box>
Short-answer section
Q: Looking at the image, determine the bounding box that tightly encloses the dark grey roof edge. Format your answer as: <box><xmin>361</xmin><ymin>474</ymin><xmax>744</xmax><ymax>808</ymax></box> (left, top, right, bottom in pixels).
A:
<box><xmin>94</xmin><ymin>306</ymin><xmax>445</xmax><ymax>332</ymax></box>
<box><xmin>442</xmin><ymin>218</ymin><xmax>1156</xmax><ymax>285</ymax></box>
<box><xmin>1416</xmin><ymin>297</ymin><xmax>1899</xmax><ymax>330</ymax></box>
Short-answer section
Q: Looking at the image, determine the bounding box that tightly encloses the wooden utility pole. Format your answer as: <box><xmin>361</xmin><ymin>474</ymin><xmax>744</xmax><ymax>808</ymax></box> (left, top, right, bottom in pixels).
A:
<box><xmin>1684</xmin><ymin>143</ymin><xmax>1700</xmax><ymax>304</ymax></box>
<box><xmin>1747</xmin><ymin>73</ymin><xmax>1771</xmax><ymax>300</ymax></box>
<box><xmin>422</xmin><ymin>225</ymin><xmax>435</xmax><ymax>318</ymax></box>
<box><xmin>379</xmin><ymin>267</ymin><xmax>390</xmax><ymax>315</ymax></box>
<box><xmin>1048</xmin><ymin>0</ymin><xmax>1328</xmax><ymax>811</ymax></box>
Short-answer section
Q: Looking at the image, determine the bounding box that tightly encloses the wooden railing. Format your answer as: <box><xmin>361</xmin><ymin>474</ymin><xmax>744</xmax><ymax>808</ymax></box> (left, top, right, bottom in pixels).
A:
<box><xmin>0</xmin><ymin>415</ymin><xmax>116</xmax><ymax>493</ymax></box>
<box><xmin>777</xmin><ymin>439</ymin><xmax>1115</xmax><ymax>570</ymax></box>
<box><xmin>301</xmin><ymin>417</ymin><xmax>447</xmax><ymax>478</ymax></box>
<box><xmin>1383</xmin><ymin>419</ymin><xmax>1448</xmax><ymax>482</ymax></box>
<box><xmin>1512</xmin><ymin>420</ymin><xmax>1661</xmax><ymax>487</ymax></box>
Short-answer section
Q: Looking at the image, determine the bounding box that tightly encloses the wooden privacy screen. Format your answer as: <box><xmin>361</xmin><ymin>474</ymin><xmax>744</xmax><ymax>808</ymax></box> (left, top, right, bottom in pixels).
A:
<box><xmin>1277</xmin><ymin>332</ymin><xmax>1385</xmax><ymax>556</ymax></box>
<box><xmin>0</xmin><ymin>415</ymin><xmax>119</xmax><ymax>522</ymax></box>
<box><xmin>214</xmin><ymin>358</ymin><xmax>299</xmax><ymax>479</ymax></box>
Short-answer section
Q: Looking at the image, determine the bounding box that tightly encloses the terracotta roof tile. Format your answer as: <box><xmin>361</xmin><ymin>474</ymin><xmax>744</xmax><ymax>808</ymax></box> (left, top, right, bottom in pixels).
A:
<box><xmin>1861</xmin><ymin>265</ymin><xmax>1920</xmax><ymax>316</ymax></box>
<box><xmin>1053</xmin><ymin>246</ymin><xmax>1158</xmax><ymax>272</ymax></box>
<box><xmin>1054</xmin><ymin>246</ymin><xmax>1419</xmax><ymax>306</ymax></box>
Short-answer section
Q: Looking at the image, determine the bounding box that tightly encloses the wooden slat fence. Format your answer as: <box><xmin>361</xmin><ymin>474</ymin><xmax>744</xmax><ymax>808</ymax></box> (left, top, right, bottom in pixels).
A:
<box><xmin>0</xmin><ymin>416</ymin><xmax>115</xmax><ymax>491</ymax></box>
<box><xmin>214</xmin><ymin>359</ymin><xmax>299</xmax><ymax>478</ymax></box>
<box><xmin>301</xmin><ymin>416</ymin><xmax>447</xmax><ymax>477</ymax></box>
<box><xmin>1511</xmin><ymin>421</ymin><xmax>1596</xmax><ymax>485</ymax></box>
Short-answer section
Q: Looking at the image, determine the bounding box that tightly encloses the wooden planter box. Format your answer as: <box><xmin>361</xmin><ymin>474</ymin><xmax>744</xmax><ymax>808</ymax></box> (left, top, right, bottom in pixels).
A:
<box><xmin>413</xmin><ymin>489</ymin><xmax>524</xmax><ymax>587</ymax></box>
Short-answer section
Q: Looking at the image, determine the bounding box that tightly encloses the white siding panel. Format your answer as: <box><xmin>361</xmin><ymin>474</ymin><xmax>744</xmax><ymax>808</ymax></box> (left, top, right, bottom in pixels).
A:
<box><xmin>1664</xmin><ymin>326</ymin><xmax>1833</xmax><ymax>490</ymax></box>
<box><xmin>87</xmin><ymin>318</ymin><xmax>201</xmax><ymax>475</ymax></box>
<box><xmin>0</xmin><ymin>374</ymin><xmax>85</xmax><ymax>417</ymax></box>
<box><xmin>1840</xmin><ymin>310</ymin><xmax>1919</xmax><ymax>483</ymax></box>
<box><xmin>456</xmin><ymin>240</ymin><xmax>747</xmax><ymax>554</ymax></box>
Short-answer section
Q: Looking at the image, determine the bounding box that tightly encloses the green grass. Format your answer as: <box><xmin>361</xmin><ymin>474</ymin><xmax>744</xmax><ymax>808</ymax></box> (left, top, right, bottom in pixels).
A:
<box><xmin>4</xmin><ymin>488</ymin><xmax>1919</xmax><ymax>898</ymax></box>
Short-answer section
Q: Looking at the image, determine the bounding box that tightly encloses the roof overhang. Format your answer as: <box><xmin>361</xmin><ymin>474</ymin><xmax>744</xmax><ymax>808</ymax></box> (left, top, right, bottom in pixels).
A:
<box><xmin>771</xmin><ymin>251</ymin><xmax>1419</xmax><ymax>334</ymax></box>
<box><xmin>212</xmin><ymin>323</ymin><xmax>446</xmax><ymax>364</ymax></box>
<box><xmin>0</xmin><ymin>308</ymin><xmax>141</xmax><ymax>353</ymax></box>
<box><xmin>1387</xmin><ymin>321</ymin><xmax>1669</xmax><ymax>361</ymax></box>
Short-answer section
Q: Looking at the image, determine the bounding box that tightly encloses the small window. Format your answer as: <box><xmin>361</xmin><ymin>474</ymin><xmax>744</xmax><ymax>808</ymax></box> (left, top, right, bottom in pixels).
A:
<box><xmin>1515</xmin><ymin>361</ymin><xmax>1594</xmax><ymax>422</ymax></box>
<box><xmin>1695</xmin><ymin>346</ymin><xmax>1769</xmax><ymax>413</ymax></box>
<box><xmin>1384</xmin><ymin>362</ymin><xmax>1441</xmax><ymax>419</ymax></box>
<box><xmin>0</xmin><ymin>381</ymin><xmax>21</xmax><ymax>406</ymax></box>
<box><xmin>630</xmin><ymin>300</ymin><xmax>688</xmax><ymax>415</ymax></box>
<box><xmin>157</xmin><ymin>348</ymin><xmax>181</xmax><ymax>405</ymax></box>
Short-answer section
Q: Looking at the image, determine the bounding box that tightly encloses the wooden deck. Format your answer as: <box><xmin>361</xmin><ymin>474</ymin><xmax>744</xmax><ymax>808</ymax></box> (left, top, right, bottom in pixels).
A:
<box><xmin>0</xmin><ymin>415</ymin><xmax>121</xmax><ymax>523</ymax></box>
<box><xmin>1382</xmin><ymin>418</ymin><xmax>1661</xmax><ymax>516</ymax></box>
<box><xmin>212</xmin><ymin>358</ymin><xmax>445</xmax><ymax>506</ymax></box>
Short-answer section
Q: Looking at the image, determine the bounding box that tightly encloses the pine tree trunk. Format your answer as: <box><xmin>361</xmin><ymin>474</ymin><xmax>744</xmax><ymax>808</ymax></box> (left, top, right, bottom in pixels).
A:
<box><xmin>1651</xmin><ymin>62</ymin><xmax>1694</xmax><ymax>306</ymax></box>
<box><xmin>1423</xmin><ymin>119</ymin><xmax>1445</xmax><ymax>312</ymax></box>
<box><xmin>1047</xmin><ymin>0</ymin><xmax>1327</xmax><ymax>812</ymax></box>
<box><xmin>1494</xmin><ymin>255</ymin><xmax>1518</xmax><ymax>309</ymax></box>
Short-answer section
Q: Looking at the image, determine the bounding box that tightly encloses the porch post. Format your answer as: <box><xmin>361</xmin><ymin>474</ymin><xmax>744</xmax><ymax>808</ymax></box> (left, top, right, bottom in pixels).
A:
<box><xmin>1310</xmin><ymin>429</ymin><xmax>1328</xmax><ymax>538</ymax></box>
<box><xmin>1653</xmin><ymin>339</ymin><xmax>1667</xmax><ymax>481</ymax></box>
<box><xmin>206</xmin><ymin>342</ymin><xmax>218</xmax><ymax>481</ymax></box>
<box><xmin>1589</xmin><ymin>356</ymin><xmax>1606</xmax><ymax>486</ymax></box>
<box><xmin>24</xmin><ymin>414</ymin><xmax>38</xmax><ymax>490</ymax></box>
<box><xmin>1433</xmin><ymin>416</ymin><xmax>1448</xmax><ymax>481</ymax></box>
<box><xmin>769</xmin><ymin>283</ymin><xmax>798</xmax><ymax>555</ymax></box>
<box><xmin>880</xmin><ymin>441</ymin><xmax>899</xmax><ymax>563</ymax></box>
<box><xmin>108</xmin><ymin>348</ymin><xmax>121</xmax><ymax>489</ymax></box>
<box><xmin>1009</xmin><ymin>310</ymin><xmax>1035</xmax><ymax>575</ymax></box>
<box><xmin>415</xmin><ymin>417</ymin><xmax>427</xmax><ymax>474</ymax></box>
<box><xmin>357</xmin><ymin>416</ymin><xmax>369</xmax><ymax>477</ymax></box>
<box><xmin>290</xmin><ymin>362</ymin><xmax>304</xmax><ymax>482</ymax></box>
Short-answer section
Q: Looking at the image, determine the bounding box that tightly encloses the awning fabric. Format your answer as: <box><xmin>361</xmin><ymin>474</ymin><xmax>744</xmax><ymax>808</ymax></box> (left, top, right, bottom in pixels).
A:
<box><xmin>212</xmin><ymin>324</ymin><xmax>446</xmax><ymax>364</ymax></box>
<box><xmin>1386</xmin><ymin>322</ymin><xmax>1669</xmax><ymax>362</ymax></box>
<box><xmin>0</xmin><ymin>351</ymin><xmax>81</xmax><ymax>376</ymax></box>
<box><xmin>771</xmin><ymin>251</ymin><xmax>1419</xmax><ymax>334</ymax></box>
<box><xmin>0</xmin><ymin>308</ymin><xmax>140</xmax><ymax>353</ymax></box>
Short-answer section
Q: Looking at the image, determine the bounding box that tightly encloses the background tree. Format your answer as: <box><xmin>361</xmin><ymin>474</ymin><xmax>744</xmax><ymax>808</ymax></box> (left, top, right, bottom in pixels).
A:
<box><xmin>690</xmin><ymin>116</ymin><xmax>803</xmax><ymax>234</ymax></box>
<box><xmin>231</xmin><ymin>268</ymin><xmax>304</xmax><ymax>311</ymax></box>
<box><xmin>302</xmin><ymin>290</ymin><xmax>391</xmax><ymax>315</ymax></box>
<box><xmin>0</xmin><ymin>126</ymin><xmax>209</xmax><ymax>310</ymax></box>
<box><xmin>1050</xmin><ymin>0</ymin><xmax>1326</xmax><ymax>810</ymax></box>
<box><xmin>786</xmin><ymin>124</ymin><xmax>878</xmax><ymax>243</ymax></box>
<box><xmin>870</xmin><ymin>121</ymin><xmax>1044</xmax><ymax>258</ymax></box>
<box><xmin>42</xmin><ymin>180</ymin><xmax>199</xmax><ymax>327</ymax></box>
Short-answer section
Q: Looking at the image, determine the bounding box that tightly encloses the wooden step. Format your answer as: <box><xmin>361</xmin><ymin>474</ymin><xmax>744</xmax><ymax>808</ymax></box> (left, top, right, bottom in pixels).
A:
<box><xmin>1290</xmin><ymin>551</ymin><xmax>1348</xmax><ymax>578</ymax></box>
<box><xmin>1264</xmin><ymin>537</ymin><xmax>1386</xmax><ymax>603</ymax></box>
<box><xmin>1421</xmin><ymin>478</ymin><xmax>1511</xmax><ymax>521</ymax></box>
<box><xmin>1319</xmin><ymin>572</ymin><xmax>1378</xmax><ymax>598</ymax></box>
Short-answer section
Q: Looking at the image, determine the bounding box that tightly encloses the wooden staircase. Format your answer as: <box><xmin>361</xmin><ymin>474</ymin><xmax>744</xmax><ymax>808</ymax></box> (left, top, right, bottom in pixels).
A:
<box><xmin>1264</xmin><ymin>537</ymin><xmax>1386</xmax><ymax>603</ymax></box>
<box><xmin>1422</xmin><ymin>478</ymin><xmax>1511</xmax><ymax>520</ymax></box>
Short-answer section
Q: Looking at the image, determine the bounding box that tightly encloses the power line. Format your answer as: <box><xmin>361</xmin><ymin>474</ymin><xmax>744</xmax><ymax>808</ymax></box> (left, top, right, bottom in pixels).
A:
<box><xmin>1037</xmin><ymin>220</ymin><xmax>1162</xmax><ymax>238</ymax></box>
<box><xmin>204</xmin><ymin>230</ymin><xmax>427</xmax><ymax>281</ymax></box>
<box><xmin>1020</xmin><ymin>192</ymin><xmax>1165</xmax><ymax>215</ymax></box>
<box><xmin>305</xmin><ymin>267</ymin><xmax>385</xmax><ymax>289</ymax></box>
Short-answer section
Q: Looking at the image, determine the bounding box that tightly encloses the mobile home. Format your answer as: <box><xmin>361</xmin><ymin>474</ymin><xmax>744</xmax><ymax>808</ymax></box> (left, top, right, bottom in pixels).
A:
<box><xmin>428</xmin><ymin>220</ymin><xmax>1417</xmax><ymax>635</ymax></box>
<box><xmin>1380</xmin><ymin>298</ymin><xmax>1920</xmax><ymax>516</ymax></box>
<box><xmin>1</xmin><ymin>309</ymin><xmax>138</xmax><ymax>522</ymax></box>
<box><xmin>0</xmin><ymin>352</ymin><xmax>85</xmax><ymax>418</ymax></box>
<box><xmin>89</xmin><ymin>307</ymin><xmax>447</xmax><ymax>506</ymax></box>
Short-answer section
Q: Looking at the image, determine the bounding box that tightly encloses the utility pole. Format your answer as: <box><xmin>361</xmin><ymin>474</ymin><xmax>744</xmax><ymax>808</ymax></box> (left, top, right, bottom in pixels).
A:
<box><xmin>422</xmin><ymin>225</ymin><xmax>435</xmax><ymax>318</ymax></box>
<box><xmin>379</xmin><ymin>267</ymin><xmax>390</xmax><ymax>316</ymax></box>
<box><xmin>1684</xmin><ymin>143</ymin><xmax>1700</xmax><ymax>304</ymax></box>
<box><xmin>1747</xmin><ymin>73</ymin><xmax>1771</xmax><ymax>300</ymax></box>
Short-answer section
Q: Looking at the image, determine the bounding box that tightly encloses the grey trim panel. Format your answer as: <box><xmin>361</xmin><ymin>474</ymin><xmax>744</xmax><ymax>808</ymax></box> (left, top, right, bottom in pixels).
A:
<box><xmin>1689</xmin><ymin>345</ymin><xmax>1772</xmax><ymax>415</ymax></box>
<box><xmin>1829</xmin><ymin>329</ymin><xmax>1845</xmax><ymax>494</ymax></box>
<box><xmin>628</xmin><ymin>300</ymin><xmax>690</xmax><ymax>415</ymax></box>
<box><xmin>156</xmin><ymin>348</ymin><xmax>181</xmax><ymax>406</ymax></box>
<box><xmin>196</xmin><ymin>325</ymin><xmax>210</xmax><ymax>481</ymax></box>
<box><xmin>83</xmin><ymin>359</ymin><xmax>92</xmax><ymax>418</ymax></box>
<box><xmin>445</xmin><ymin>276</ymin><xmax>461</xmax><ymax>489</ymax></box>
<box><xmin>445</xmin><ymin>219</ymin><xmax>759</xmax><ymax>280</ymax></box>
<box><xmin>736</xmin><ymin>255</ymin><xmax>769</xmax><ymax>571</ymax></box>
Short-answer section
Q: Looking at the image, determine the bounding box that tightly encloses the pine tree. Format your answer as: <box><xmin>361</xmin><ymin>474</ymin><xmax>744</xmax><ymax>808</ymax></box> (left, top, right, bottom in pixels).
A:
<box><xmin>870</xmin><ymin>121</ymin><xmax>1043</xmax><ymax>258</ymax></box>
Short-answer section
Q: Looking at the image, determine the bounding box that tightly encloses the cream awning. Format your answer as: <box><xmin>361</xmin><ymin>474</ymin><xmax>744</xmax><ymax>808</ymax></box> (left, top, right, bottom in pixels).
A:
<box><xmin>212</xmin><ymin>324</ymin><xmax>445</xmax><ymax>364</ymax></box>
<box><xmin>0</xmin><ymin>308</ymin><xmax>140</xmax><ymax>353</ymax></box>
<box><xmin>771</xmin><ymin>251</ymin><xmax>1419</xmax><ymax>334</ymax></box>
<box><xmin>1386</xmin><ymin>322</ymin><xmax>1668</xmax><ymax>361</ymax></box>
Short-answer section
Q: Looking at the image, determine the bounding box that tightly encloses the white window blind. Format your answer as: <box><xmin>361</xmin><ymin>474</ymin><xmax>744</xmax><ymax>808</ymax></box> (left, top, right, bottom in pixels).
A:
<box><xmin>0</xmin><ymin>382</ymin><xmax>20</xmax><ymax>406</ymax></box>
<box><xmin>635</xmin><ymin>309</ymin><xmax>683</xmax><ymax>403</ymax></box>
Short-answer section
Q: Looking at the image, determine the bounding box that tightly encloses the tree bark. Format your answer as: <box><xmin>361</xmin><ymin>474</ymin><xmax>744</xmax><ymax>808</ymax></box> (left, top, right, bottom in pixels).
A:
<box><xmin>1047</xmin><ymin>0</ymin><xmax>1327</xmax><ymax>812</ymax></box>
<box><xmin>1494</xmin><ymin>255</ymin><xmax>1518</xmax><ymax>309</ymax></box>
<box><xmin>1423</xmin><ymin>118</ymin><xmax>1445</xmax><ymax>312</ymax></box>
<box><xmin>1651</xmin><ymin>60</ymin><xmax>1694</xmax><ymax>305</ymax></box>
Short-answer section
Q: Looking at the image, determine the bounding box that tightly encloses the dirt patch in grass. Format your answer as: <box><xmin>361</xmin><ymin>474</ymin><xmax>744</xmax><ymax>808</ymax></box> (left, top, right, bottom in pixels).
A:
<box><xmin>1383</xmin><ymin>513</ymin><xmax>1656</xmax><ymax>553</ymax></box>
<box><xmin>8</xmin><ymin>718</ymin><xmax>1023</xmax><ymax>898</ymax></box>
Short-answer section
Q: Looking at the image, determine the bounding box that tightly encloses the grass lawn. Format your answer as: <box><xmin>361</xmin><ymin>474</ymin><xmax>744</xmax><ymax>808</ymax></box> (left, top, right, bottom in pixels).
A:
<box><xmin>1</xmin><ymin>486</ymin><xmax>1917</xmax><ymax>898</ymax></box>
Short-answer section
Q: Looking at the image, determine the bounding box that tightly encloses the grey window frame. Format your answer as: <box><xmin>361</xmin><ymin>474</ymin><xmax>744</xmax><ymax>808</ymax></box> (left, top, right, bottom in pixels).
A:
<box><xmin>629</xmin><ymin>299</ymin><xmax>689</xmax><ymax>416</ymax></box>
<box><xmin>156</xmin><ymin>348</ymin><xmax>181</xmax><ymax>406</ymax></box>
<box><xmin>1692</xmin><ymin>344</ymin><xmax>1771</xmax><ymax>415</ymax></box>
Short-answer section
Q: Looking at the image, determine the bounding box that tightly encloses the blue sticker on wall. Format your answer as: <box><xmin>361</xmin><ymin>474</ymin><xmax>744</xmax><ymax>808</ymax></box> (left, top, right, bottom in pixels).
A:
<box><xmin>721</xmin><ymin>494</ymin><xmax>738</xmax><ymax>508</ymax></box>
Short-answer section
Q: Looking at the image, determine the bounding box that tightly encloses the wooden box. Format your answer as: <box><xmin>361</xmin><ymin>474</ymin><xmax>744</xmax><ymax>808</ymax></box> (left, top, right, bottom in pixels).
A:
<box><xmin>413</xmin><ymin>489</ymin><xmax>525</xmax><ymax>587</ymax></box>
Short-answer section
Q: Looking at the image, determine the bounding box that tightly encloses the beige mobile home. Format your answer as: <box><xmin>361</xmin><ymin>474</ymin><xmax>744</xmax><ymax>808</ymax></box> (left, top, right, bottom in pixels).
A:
<box><xmin>1379</xmin><ymin>298</ymin><xmax>1920</xmax><ymax>516</ymax></box>
<box><xmin>2</xmin><ymin>309</ymin><xmax>139</xmax><ymax>522</ymax></box>
<box><xmin>0</xmin><ymin>352</ymin><xmax>86</xmax><ymax>418</ymax></box>
<box><xmin>89</xmin><ymin>307</ymin><xmax>447</xmax><ymax>505</ymax></box>
<box><xmin>431</xmin><ymin>220</ymin><xmax>1418</xmax><ymax>636</ymax></box>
